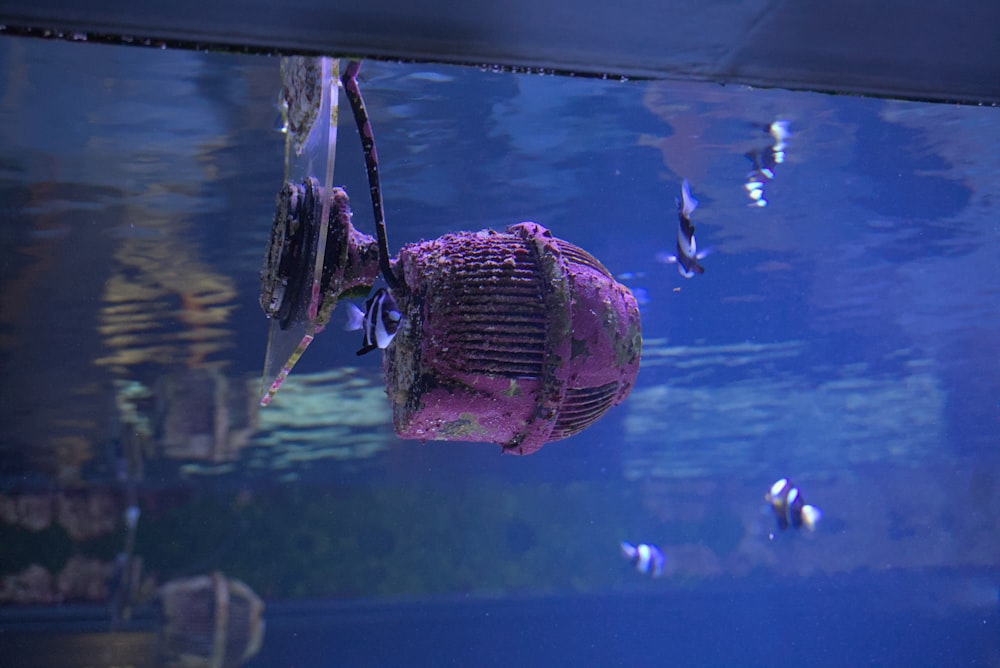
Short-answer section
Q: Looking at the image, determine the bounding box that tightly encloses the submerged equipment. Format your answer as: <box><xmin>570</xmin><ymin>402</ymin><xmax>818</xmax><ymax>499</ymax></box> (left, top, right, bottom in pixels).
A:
<box><xmin>260</xmin><ymin>59</ymin><xmax>641</xmax><ymax>454</ymax></box>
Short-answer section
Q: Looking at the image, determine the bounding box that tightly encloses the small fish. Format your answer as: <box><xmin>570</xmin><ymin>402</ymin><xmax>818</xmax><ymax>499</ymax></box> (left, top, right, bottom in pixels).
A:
<box><xmin>620</xmin><ymin>541</ymin><xmax>666</xmax><ymax>577</ymax></box>
<box><xmin>766</xmin><ymin>478</ymin><xmax>822</xmax><ymax>531</ymax></box>
<box><xmin>743</xmin><ymin>121</ymin><xmax>790</xmax><ymax>208</ymax></box>
<box><xmin>659</xmin><ymin>179</ymin><xmax>708</xmax><ymax>277</ymax></box>
<box><xmin>743</xmin><ymin>150</ymin><xmax>777</xmax><ymax>207</ymax></box>
<box><xmin>344</xmin><ymin>288</ymin><xmax>402</xmax><ymax>356</ymax></box>
<box><xmin>745</xmin><ymin>149</ymin><xmax>777</xmax><ymax>180</ymax></box>
<box><xmin>769</xmin><ymin>120</ymin><xmax>791</xmax><ymax>151</ymax></box>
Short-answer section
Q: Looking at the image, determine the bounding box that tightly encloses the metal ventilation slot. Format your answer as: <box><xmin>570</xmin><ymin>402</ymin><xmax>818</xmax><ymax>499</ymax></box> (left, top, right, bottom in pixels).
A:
<box><xmin>450</xmin><ymin>292</ymin><xmax>542</xmax><ymax>306</ymax></box>
<box><xmin>449</xmin><ymin>240</ymin><xmax>532</xmax><ymax>263</ymax></box>
<box><xmin>551</xmin><ymin>382</ymin><xmax>619</xmax><ymax>437</ymax></box>
<box><xmin>450</xmin><ymin>332</ymin><xmax>547</xmax><ymax>345</ymax></box>
<box><xmin>464</xmin><ymin>361</ymin><xmax>545</xmax><ymax>377</ymax></box>
<box><xmin>560</xmin><ymin>244</ymin><xmax>612</xmax><ymax>277</ymax></box>
<box><xmin>449</xmin><ymin>315</ymin><xmax>547</xmax><ymax>328</ymax></box>
<box><xmin>458</xmin><ymin>270</ymin><xmax>539</xmax><ymax>284</ymax></box>
<box><xmin>462</xmin><ymin>360</ymin><xmax>545</xmax><ymax>376</ymax></box>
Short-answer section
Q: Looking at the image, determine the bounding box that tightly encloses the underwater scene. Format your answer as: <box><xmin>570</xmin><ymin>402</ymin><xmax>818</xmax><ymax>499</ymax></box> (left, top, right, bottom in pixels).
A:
<box><xmin>0</xmin><ymin>35</ymin><xmax>998</xmax><ymax>667</ymax></box>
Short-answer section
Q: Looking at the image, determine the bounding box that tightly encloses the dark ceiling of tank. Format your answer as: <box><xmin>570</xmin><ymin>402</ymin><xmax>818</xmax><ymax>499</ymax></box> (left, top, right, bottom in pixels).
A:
<box><xmin>1</xmin><ymin>0</ymin><xmax>997</xmax><ymax>105</ymax></box>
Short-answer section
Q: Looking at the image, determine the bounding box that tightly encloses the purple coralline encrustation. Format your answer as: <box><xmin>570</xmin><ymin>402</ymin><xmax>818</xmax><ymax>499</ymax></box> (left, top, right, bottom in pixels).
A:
<box><xmin>383</xmin><ymin>222</ymin><xmax>641</xmax><ymax>454</ymax></box>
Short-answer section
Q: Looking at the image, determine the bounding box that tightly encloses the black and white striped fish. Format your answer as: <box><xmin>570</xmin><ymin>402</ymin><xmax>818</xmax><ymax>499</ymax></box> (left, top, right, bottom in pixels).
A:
<box><xmin>620</xmin><ymin>541</ymin><xmax>666</xmax><ymax>577</ymax></box>
<box><xmin>344</xmin><ymin>288</ymin><xmax>402</xmax><ymax>356</ymax></box>
<box><xmin>744</xmin><ymin>120</ymin><xmax>791</xmax><ymax>207</ymax></box>
<box><xmin>766</xmin><ymin>478</ymin><xmax>822</xmax><ymax>531</ymax></box>
<box><xmin>657</xmin><ymin>179</ymin><xmax>709</xmax><ymax>278</ymax></box>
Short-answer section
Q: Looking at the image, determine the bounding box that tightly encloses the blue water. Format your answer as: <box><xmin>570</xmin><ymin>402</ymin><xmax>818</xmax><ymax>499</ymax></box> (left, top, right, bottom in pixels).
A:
<box><xmin>0</xmin><ymin>37</ymin><xmax>998</xmax><ymax>667</ymax></box>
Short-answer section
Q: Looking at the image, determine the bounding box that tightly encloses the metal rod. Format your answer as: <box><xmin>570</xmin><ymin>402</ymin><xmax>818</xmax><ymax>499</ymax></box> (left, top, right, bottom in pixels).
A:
<box><xmin>341</xmin><ymin>60</ymin><xmax>401</xmax><ymax>290</ymax></box>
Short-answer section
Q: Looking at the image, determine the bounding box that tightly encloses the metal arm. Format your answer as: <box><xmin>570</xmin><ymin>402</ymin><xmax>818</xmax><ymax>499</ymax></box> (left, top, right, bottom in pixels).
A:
<box><xmin>341</xmin><ymin>60</ymin><xmax>401</xmax><ymax>290</ymax></box>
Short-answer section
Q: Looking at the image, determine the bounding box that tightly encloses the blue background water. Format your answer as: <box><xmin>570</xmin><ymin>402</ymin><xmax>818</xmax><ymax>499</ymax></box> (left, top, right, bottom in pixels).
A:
<box><xmin>0</xmin><ymin>37</ymin><xmax>997</xmax><ymax>666</ymax></box>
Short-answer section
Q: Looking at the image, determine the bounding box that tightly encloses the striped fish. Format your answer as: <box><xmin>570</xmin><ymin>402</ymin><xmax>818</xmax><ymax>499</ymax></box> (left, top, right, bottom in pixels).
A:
<box><xmin>766</xmin><ymin>478</ymin><xmax>822</xmax><ymax>531</ymax></box>
<box><xmin>657</xmin><ymin>179</ymin><xmax>709</xmax><ymax>278</ymax></box>
<box><xmin>344</xmin><ymin>288</ymin><xmax>402</xmax><ymax>356</ymax></box>
<box><xmin>620</xmin><ymin>541</ymin><xmax>666</xmax><ymax>577</ymax></box>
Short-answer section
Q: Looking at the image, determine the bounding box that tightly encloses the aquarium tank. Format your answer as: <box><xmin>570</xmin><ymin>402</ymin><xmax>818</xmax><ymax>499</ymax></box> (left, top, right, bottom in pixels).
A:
<box><xmin>0</xmin><ymin>2</ymin><xmax>998</xmax><ymax>666</ymax></box>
